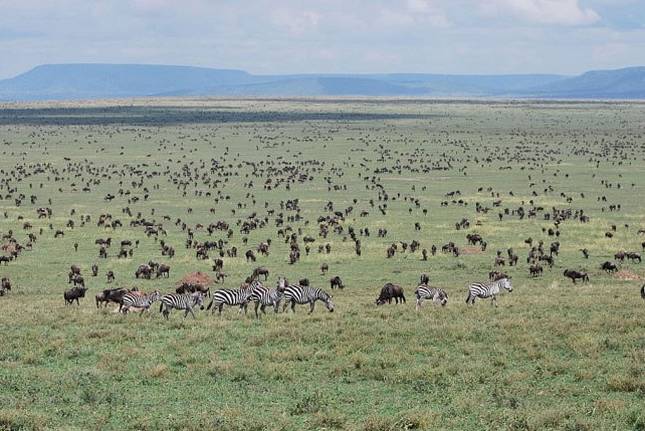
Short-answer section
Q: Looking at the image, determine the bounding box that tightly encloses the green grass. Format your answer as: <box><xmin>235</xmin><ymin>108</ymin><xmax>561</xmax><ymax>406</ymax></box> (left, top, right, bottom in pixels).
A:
<box><xmin>0</xmin><ymin>99</ymin><xmax>643</xmax><ymax>430</ymax></box>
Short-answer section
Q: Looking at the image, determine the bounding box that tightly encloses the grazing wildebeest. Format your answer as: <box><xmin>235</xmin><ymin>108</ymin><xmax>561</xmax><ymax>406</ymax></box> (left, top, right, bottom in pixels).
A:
<box><xmin>529</xmin><ymin>264</ymin><xmax>543</xmax><ymax>277</ymax></box>
<box><xmin>320</xmin><ymin>263</ymin><xmax>329</xmax><ymax>274</ymax></box>
<box><xmin>251</xmin><ymin>266</ymin><xmax>269</xmax><ymax>281</ymax></box>
<box><xmin>91</xmin><ymin>264</ymin><xmax>99</xmax><ymax>277</ymax></box>
<box><xmin>156</xmin><ymin>264</ymin><xmax>170</xmax><ymax>278</ymax></box>
<box><xmin>106</xmin><ymin>270</ymin><xmax>115</xmax><ymax>283</ymax></box>
<box><xmin>329</xmin><ymin>276</ymin><xmax>344</xmax><ymax>289</ymax></box>
<box><xmin>600</xmin><ymin>261</ymin><xmax>618</xmax><ymax>273</ymax></box>
<box><xmin>64</xmin><ymin>286</ymin><xmax>88</xmax><ymax>305</ymax></box>
<box><xmin>626</xmin><ymin>252</ymin><xmax>641</xmax><ymax>263</ymax></box>
<box><xmin>419</xmin><ymin>273</ymin><xmax>430</xmax><ymax>285</ymax></box>
<box><xmin>0</xmin><ymin>256</ymin><xmax>12</xmax><ymax>265</ymax></box>
<box><xmin>135</xmin><ymin>264</ymin><xmax>152</xmax><ymax>279</ymax></box>
<box><xmin>376</xmin><ymin>283</ymin><xmax>405</xmax><ymax>305</ymax></box>
<box><xmin>563</xmin><ymin>269</ymin><xmax>589</xmax><ymax>284</ymax></box>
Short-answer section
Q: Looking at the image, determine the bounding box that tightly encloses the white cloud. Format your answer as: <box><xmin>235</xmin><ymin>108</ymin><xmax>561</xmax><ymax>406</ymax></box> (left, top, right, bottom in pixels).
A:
<box><xmin>482</xmin><ymin>0</ymin><xmax>600</xmax><ymax>26</ymax></box>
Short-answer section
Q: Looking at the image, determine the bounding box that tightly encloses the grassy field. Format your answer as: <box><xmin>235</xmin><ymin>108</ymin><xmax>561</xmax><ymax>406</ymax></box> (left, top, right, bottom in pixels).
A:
<box><xmin>0</xmin><ymin>99</ymin><xmax>643</xmax><ymax>431</ymax></box>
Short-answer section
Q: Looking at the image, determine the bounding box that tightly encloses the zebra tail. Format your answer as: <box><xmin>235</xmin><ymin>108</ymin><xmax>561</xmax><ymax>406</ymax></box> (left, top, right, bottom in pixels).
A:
<box><xmin>159</xmin><ymin>302</ymin><xmax>163</xmax><ymax>313</ymax></box>
<box><xmin>465</xmin><ymin>292</ymin><xmax>471</xmax><ymax>304</ymax></box>
<box><xmin>206</xmin><ymin>299</ymin><xmax>213</xmax><ymax>310</ymax></box>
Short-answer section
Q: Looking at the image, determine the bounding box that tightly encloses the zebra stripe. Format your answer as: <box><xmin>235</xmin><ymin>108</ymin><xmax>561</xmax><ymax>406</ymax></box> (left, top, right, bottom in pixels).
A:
<box><xmin>278</xmin><ymin>278</ymin><xmax>334</xmax><ymax>314</ymax></box>
<box><xmin>415</xmin><ymin>284</ymin><xmax>448</xmax><ymax>310</ymax></box>
<box><xmin>121</xmin><ymin>290</ymin><xmax>160</xmax><ymax>314</ymax></box>
<box><xmin>249</xmin><ymin>280</ymin><xmax>283</xmax><ymax>318</ymax></box>
<box><xmin>207</xmin><ymin>284</ymin><xmax>254</xmax><ymax>315</ymax></box>
<box><xmin>159</xmin><ymin>292</ymin><xmax>205</xmax><ymax>319</ymax></box>
<box><xmin>465</xmin><ymin>278</ymin><xmax>513</xmax><ymax>306</ymax></box>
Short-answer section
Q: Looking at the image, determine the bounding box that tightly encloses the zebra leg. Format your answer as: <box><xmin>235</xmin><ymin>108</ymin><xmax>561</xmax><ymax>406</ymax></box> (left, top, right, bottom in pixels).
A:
<box><xmin>206</xmin><ymin>299</ymin><xmax>214</xmax><ymax>311</ymax></box>
<box><xmin>290</xmin><ymin>300</ymin><xmax>296</xmax><ymax>313</ymax></box>
<box><xmin>491</xmin><ymin>295</ymin><xmax>497</xmax><ymax>307</ymax></box>
<box><xmin>416</xmin><ymin>298</ymin><xmax>422</xmax><ymax>311</ymax></box>
<box><xmin>188</xmin><ymin>306</ymin><xmax>196</xmax><ymax>319</ymax></box>
<box><xmin>254</xmin><ymin>301</ymin><xmax>260</xmax><ymax>319</ymax></box>
<box><xmin>261</xmin><ymin>304</ymin><xmax>267</xmax><ymax>315</ymax></box>
<box><xmin>282</xmin><ymin>301</ymin><xmax>288</xmax><ymax>313</ymax></box>
<box><xmin>309</xmin><ymin>302</ymin><xmax>315</xmax><ymax>314</ymax></box>
<box><xmin>162</xmin><ymin>304</ymin><xmax>170</xmax><ymax>320</ymax></box>
<box><xmin>218</xmin><ymin>303</ymin><xmax>224</xmax><ymax>316</ymax></box>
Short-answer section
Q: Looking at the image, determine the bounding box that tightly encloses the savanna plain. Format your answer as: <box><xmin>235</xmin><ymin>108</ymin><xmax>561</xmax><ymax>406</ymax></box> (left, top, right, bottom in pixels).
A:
<box><xmin>0</xmin><ymin>99</ymin><xmax>643</xmax><ymax>430</ymax></box>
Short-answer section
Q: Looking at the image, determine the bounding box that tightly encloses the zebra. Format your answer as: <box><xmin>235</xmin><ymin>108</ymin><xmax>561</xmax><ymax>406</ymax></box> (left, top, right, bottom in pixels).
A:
<box><xmin>465</xmin><ymin>278</ymin><xmax>513</xmax><ymax>306</ymax></box>
<box><xmin>415</xmin><ymin>284</ymin><xmax>448</xmax><ymax>310</ymax></box>
<box><xmin>206</xmin><ymin>283</ymin><xmax>254</xmax><ymax>315</ymax></box>
<box><xmin>249</xmin><ymin>279</ymin><xmax>283</xmax><ymax>318</ymax></box>
<box><xmin>277</xmin><ymin>277</ymin><xmax>334</xmax><ymax>314</ymax></box>
<box><xmin>121</xmin><ymin>290</ymin><xmax>161</xmax><ymax>314</ymax></box>
<box><xmin>159</xmin><ymin>292</ymin><xmax>205</xmax><ymax>319</ymax></box>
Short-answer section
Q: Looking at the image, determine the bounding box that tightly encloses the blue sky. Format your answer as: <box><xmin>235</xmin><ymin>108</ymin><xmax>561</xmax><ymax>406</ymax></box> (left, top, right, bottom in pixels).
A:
<box><xmin>0</xmin><ymin>0</ymin><xmax>643</xmax><ymax>79</ymax></box>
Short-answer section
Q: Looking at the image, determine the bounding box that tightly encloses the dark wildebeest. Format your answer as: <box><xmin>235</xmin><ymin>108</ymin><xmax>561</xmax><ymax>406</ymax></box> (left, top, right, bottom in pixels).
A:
<box><xmin>330</xmin><ymin>276</ymin><xmax>344</xmax><ymax>289</ymax></box>
<box><xmin>626</xmin><ymin>252</ymin><xmax>641</xmax><ymax>263</ymax></box>
<box><xmin>563</xmin><ymin>269</ymin><xmax>589</xmax><ymax>284</ymax></box>
<box><xmin>95</xmin><ymin>287</ymin><xmax>129</xmax><ymax>308</ymax></box>
<box><xmin>600</xmin><ymin>261</ymin><xmax>618</xmax><ymax>273</ymax></box>
<box><xmin>245</xmin><ymin>250</ymin><xmax>256</xmax><ymax>262</ymax></box>
<box><xmin>251</xmin><ymin>266</ymin><xmax>269</xmax><ymax>281</ymax></box>
<box><xmin>156</xmin><ymin>264</ymin><xmax>171</xmax><ymax>278</ymax></box>
<box><xmin>529</xmin><ymin>264</ymin><xmax>543</xmax><ymax>277</ymax></box>
<box><xmin>489</xmin><ymin>271</ymin><xmax>509</xmax><ymax>281</ymax></box>
<box><xmin>0</xmin><ymin>277</ymin><xmax>11</xmax><ymax>295</ymax></box>
<box><xmin>91</xmin><ymin>264</ymin><xmax>99</xmax><ymax>277</ymax></box>
<box><xmin>376</xmin><ymin>283</ymin><xmax>405</xmax><ymax>305</ymax></box>
<box><xmin>64</xmin><ymin>286</ymin><xmax>88</xmax><ymax>305</ymax></box>
<box><xmin>106</xmin><ymin>271</ymin><xmax>115</xmax><ymax>283</ymax></box>
<box><xmin>176</xmin><ymin>283</ymin><xmax>210</xmax><ymax>297</ymax></box>
<box><xmin>68</xmin><ymin>264</ymin><xmax>81</xmax><ymax>283</ymax></box>
<box><xmin>419</xmin><ymin>273</ymin><xmax>430</xmax><ymax>285</ymax></box>
<box><xmin>320</xmin><ymin>263</ymin><xmax>329</xmax><ymax>274</ymax></box>
<box><xmin>135</xmin><ymin>264</ymin><xmax>152</xmax><ymax>279</ymax></box>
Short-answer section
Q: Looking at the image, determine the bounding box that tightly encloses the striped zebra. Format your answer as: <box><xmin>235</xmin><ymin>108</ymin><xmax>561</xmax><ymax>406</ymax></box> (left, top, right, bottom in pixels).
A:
<box><xmin>206</xmin><ymin>283</ymin><xmax>254</xmax><ymax>315</ymax></box>
<box><xmin>465</xmin><ymin>278</ymin><xmax>513</xmax><ymax>306</ymax></box>
<box><xmin>415</xmin><ymin>284</ymin><xmax>448</xmax><ymax>310</ymax></box>
<box><xmin>278</xmin><ymin>277</ymin><xmax>334</xmax><ymax>314</ymax></box>
<box><xmin>159</xmin><ymin>292</ymin><xmax>205</xmax><ymax>319</ymax></box>
<box><xmin>121</xmin><ymin>290</ymin><xmax>161</xmax><ymax>314</ymax></box>
<box><xmin>249</xmin><ymin>279</ymin><xmax>283</xmax><ymax>318</ymax></box>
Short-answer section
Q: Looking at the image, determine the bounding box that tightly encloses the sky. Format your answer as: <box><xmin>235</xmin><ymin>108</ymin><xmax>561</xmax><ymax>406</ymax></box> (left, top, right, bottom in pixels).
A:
<box><xmin>0</xmin><ymin>0</ymin><xmax>644</xmax><ymax>79</ymax></box>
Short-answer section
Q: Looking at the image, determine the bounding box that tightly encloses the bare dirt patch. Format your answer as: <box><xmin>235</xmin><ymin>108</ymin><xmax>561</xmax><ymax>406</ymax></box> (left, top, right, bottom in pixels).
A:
<box><xmin>177</xmin><ymin>271</ymin><xmax>213</xmax><ymax>287</ymax></box>
<box><xmin>461</xmin><ymin>246</ymin><xmax>482</xmax><ymax>255</ymax></box>
<box><xmin>613</xmin><ymin>270</ymin><xmax>642</xmax><ymax>281</ymax></box>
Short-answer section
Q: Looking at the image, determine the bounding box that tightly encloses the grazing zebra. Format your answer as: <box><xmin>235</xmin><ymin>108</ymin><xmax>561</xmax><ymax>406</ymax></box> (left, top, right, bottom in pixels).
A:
<box><xmin>278</xmin><ymin>277</ymin><xmax>334</xmax><ymax>314</ymax></box>
<box><xmin>465</xmin><ymin>278</ymin><xmax>513</xmax><ymax>306</ymax></box>
<box><xmin>159</xmin><ymin>292</ymin><xmax>205</xmax><ymax>319</ymax></box>
<box><xmin>207</xmin><ymin>283</ymin><xmax>253</xmax><ymax>315</ymax></box>
<box><xmin>248</xmin><ymin>279</ymin><xmax>283</xmax><ymax>318</ymax></box>
<box><xmin>121</xmin><ymin>290</ymin><xmax>161</xmax><ymax>314</ymax></box>
<box><xmin>415</xmin><ymin>284</ymin><xmax>448</xmax><ymax>310</ymax></box>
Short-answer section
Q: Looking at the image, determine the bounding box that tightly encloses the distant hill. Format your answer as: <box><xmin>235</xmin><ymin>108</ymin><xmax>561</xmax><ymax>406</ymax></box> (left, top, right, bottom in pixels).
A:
<box><xmin>1</xmin><ymin>63</ymin><xmax>645</xmax><ymax>100</ymax></box>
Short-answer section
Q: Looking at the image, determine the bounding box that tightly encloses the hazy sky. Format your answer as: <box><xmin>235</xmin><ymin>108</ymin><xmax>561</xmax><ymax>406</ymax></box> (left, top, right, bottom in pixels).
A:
<box><xmin>0</xmin><ymin>0</ymin><xmax>643</xmax><ymax>78</ymax></box>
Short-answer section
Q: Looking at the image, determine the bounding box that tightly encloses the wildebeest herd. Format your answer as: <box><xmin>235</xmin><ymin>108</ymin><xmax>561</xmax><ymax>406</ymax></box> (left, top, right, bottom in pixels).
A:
<box><xmin>1</xmin><ymin>101</ymin><xmax>644</xmax><ymax>322</ymax></box>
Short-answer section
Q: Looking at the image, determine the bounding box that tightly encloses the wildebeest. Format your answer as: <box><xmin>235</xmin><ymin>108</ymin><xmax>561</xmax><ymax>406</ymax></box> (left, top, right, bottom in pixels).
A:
<box><xmin>529</xmin><ymin>264</ymin><xmax>543</xmax><ymax>277</ymax></box>
<box><xmin>489</xmin><ymin>271</ymin><xmax>508</xmax><ymax>281</ymax></box>
<box><xmin>563</xmin><ymin>269</ymin><xmax>589</xmax><ymax>284</ymax></box>
<box><xmin>600</xmin><ymin>261</ymin><xmax>618</xmax><ymax>273</ymax></box>
<box><xmin>0</xmin><ymin>277</ymin><xmax>11</xmax><ymax>295</ymax></box>
<box><xmin>64</xmin><ymin>286</ymin><xmax>88</xmax><ymax>305</ymax></box>
<box><xmin>176</xmin><ymin>282</ymin><xmax>210</xmax><ymax>297</ymax></box>
<box><xmin>156</xmin><ymin>264</ymin><xmax>170</xmax><ymax>278</ymax></box>
<box><xmin>376</xmin><ymin>283</ymin><xmax>405</xmax><ymax>305</ymax></box>
<box><xmin>135</xmin><ymin>264</ymin><xmax>152</xmax><ymax>279</ymax></box>
<box><xmin>251</xmin><ymin>266</ymin><xmax>269</xmax><ymax>281</ymax></box>
<box><xmin>95</xmin><ymin>287</ymin><xmax>129</xmax><ymax>308</ymax></box>
<box><xmin>320</xmin><ymin>263</ymin><xmax>329</xmax><ymax>274</ymax></box>
<box><xmin>329</xmin><ymin>276</ymin><xmax>344</xmax><ymax>289</ymax></box>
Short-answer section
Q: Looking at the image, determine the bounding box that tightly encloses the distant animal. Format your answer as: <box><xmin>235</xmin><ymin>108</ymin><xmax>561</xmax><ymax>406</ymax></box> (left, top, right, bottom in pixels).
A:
<box><xmin>0</xmin><ymin>277</ymin><xmax>11</xmax><ymax>296</ymax></box>
<box><xmin>376</xmin><ymin>283</ymin><xmax>405</xmax><ymax>305</ymax></box>
<box><xmin>329</xmin><ymin>276</ymin><xmax>344</xmax><ymax>289</ymax></box>
<box><xmin>641</xmin><ymin>284</ymin><xmax>645</xmax><ymax>299</ymax></box>
<box><xmin>529</xmin><ymin>264</ymin><xmax>543</xmax><ymax>277</ymax></box>
<box><xmin>489</xmin><ymin>271</ymin><xmax>508</xmax><ymax>281</ymax></box>
<box><xmin>159</xmin><ymin>292</ymin><xmax>205</xmax><ymax>319</ymax></box>
<box><xmin>278</xmin><ymin>277</ymin><xmax>334</xmax><ymax>313</ymax></box>
<box><xmin>156</xmin><ymin>264</ymin><xmax>170</xmax><ymax>278</ymax></box>
<box><xmin>465</xmin><ymin>278</ymin><xmax>513</xmax><ymax>306</ymax></box>
<box><xmin>563</xmin><ymin>269</ymin><xmax>589</xmax><ymax>284</ymax></box>
<box><xmin>64</xmin><ymin>286</ymin><xmax>88</xmax><ymax>305</ymax></box>
<box><xmin>415</xmin><ymin>284</ymin><xmax>448</xmax><ymax>310</ymax></box>
<box><xmin>95</xmin><ymin>287</ymin><xmax>128</xmax><ymax>308</ymax></box>
<box><xmin>251</xmin><ymin>266</ymin><xmax>269</xmax><ymax>281</ymax></box>
<box><xmin>600</xmin><ymin>261</ymin><xmax>618</xmax><ymax>273</ymax></box>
